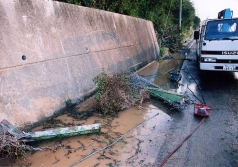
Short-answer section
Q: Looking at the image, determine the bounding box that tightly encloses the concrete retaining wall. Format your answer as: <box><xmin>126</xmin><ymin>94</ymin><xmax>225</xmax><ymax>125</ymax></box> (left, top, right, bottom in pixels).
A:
<box><xmin>0</xmin><ymin>0</ymin><xmax>159</xmax><ymax>125</ymax></box>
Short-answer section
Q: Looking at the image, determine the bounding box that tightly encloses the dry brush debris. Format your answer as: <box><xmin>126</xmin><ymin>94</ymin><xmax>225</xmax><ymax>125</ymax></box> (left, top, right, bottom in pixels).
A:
<box><xmin>93</xmin><ymin>71</ymin><xmax>150</xmax><ymax>115</ymax></box>
<box><xmin>0</xmin><ymin>130</ymin><xmax>27</xmax><ymax>160</ymax></box>
<box><xmin>0</xmin><ymin>129</ymin><xmax>62</xmax><ymax>161</ymax></box>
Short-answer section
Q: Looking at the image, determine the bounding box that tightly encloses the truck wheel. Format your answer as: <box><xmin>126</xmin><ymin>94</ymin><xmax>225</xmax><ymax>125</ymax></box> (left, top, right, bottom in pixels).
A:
<box><xmin>196</xmin><ymin>55</ymin><xmax>201</xmax><ymax>70</ymax></box>
<box><xmin>199</xmin><ymin>70</ymin><xmax>205</xmax><ymax>76</ymax></box>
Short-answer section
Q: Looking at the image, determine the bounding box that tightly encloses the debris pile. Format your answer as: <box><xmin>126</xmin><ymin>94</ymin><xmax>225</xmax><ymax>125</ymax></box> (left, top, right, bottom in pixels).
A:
<box><xmin>93</xmin><ymin>71</ymin><xmax>150</xmax><ymax>115</ymax></box>
<box><xmin>0</xmin><ymin>128</ymin><xmax>63</xmax><ymax>161</ymax></box>
<box><xmin>0</xmin><ymin>130</ymin><xmax>27</xmax><ymax>160</ymax></box>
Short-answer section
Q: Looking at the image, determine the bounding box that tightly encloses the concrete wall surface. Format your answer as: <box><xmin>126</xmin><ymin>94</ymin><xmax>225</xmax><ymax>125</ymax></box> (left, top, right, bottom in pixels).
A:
<box><xmin>0</xmin><ymin>0</ymin><xmax>159</xmax><ymax>126</ymax></box>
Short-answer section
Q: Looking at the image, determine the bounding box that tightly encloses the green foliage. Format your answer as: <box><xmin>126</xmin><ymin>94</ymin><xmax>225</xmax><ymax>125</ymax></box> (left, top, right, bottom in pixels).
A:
<box><xmin>56</xmin><ymin>0</ymin><xmax>200</xmax><ymax>51</ymax></box>
<box><xmin>193</xmin><ymin>16</ymin><xmax>201</xmax><ymax>30</ymax></box>
<box><xmin>17</xmin><ymin>150</ymin><xmax>25</xmax><ymax>159</ymax></box>
<box><xmin>56</xmin><ymin>0</ymin><xmax>200</xmax><ymax>30</ymax></box>
<box><xmin>158</xmin><ymin>26</ymin><xmax>183</xmax><ymax>53</ymax></box>
<box><xmin>66</xmin><ymin>99</ymin><xmax>72</xmax><ymax>105</ymax></box>
<box><xmin>160</xmin><ymin>47</ymin><xmax>166</xmax><ymax>57</ymax></box>
<box><xmin>58</xmin><ymin>0</ymin><xmax>81</xmax><ymax>5</ymax></box>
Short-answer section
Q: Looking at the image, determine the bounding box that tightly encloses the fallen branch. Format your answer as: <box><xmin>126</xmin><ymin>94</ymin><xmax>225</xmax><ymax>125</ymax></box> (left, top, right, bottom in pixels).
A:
<box><xmin>0</xmin><ymin>129</ymin><xmax>62</xmax><ymax>160</ymax></box>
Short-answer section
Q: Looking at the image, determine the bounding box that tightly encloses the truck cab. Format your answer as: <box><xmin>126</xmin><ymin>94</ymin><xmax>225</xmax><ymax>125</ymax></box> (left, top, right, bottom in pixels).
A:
<box><xmin>194</xmin><ymin>9</ymin><xmax>238</xmax><ymax>71</ymax></box>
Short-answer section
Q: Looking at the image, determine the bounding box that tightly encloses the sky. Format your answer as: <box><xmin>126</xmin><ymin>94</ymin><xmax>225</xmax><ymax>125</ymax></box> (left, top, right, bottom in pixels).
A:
<box><xmin>190</xmin><ymin>0</ymin><xmax>238</xmax><ymax>21</ymax></box>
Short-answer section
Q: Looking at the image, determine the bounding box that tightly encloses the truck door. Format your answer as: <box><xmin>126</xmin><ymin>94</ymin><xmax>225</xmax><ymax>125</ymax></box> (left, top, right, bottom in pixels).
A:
<box><xmin>199</xmin><ymin>25</ymin><xmax>206</xmax><ymax>60</ymax></box>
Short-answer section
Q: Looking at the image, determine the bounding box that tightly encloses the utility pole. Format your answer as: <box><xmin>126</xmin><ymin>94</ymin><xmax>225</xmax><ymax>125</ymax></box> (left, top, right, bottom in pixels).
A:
<box><xmin>179</xmin><ymin>0</ymin><xmax>182</xmax><ymax>32</ymax></box>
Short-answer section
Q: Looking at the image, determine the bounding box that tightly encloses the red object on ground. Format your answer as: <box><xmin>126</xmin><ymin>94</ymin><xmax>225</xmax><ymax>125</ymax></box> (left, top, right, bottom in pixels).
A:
<box><xmin>194</xmin><ymin>104</ymin><xmax>210</xmax><ymax>117</ymax></box>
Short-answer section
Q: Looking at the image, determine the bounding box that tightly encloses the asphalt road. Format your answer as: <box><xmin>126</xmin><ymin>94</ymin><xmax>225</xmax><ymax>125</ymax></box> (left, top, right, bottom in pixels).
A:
<box><xmin>154</xmin><ymin>42</ymin><xmax>238</xmax><ymax>167</ymax></box>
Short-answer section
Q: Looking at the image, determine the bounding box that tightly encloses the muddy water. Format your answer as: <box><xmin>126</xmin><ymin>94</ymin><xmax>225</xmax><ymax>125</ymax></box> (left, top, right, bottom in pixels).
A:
<box><xmin>12</xmin><ymin>54</ymin><xmax>184</xmax><ymax>167</ymax></box>
<box><xmin>138</xmin><ymin>54</ymin><xmax>184</xmax><ymax>91</ymax></box>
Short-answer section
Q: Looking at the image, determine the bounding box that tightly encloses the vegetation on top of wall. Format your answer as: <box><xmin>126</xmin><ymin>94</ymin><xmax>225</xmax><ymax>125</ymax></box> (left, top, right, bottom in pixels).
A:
<box><xmin>56</xmin><ymin>0</ymin><xmax>200</xmax><ymax>53</ymax></box>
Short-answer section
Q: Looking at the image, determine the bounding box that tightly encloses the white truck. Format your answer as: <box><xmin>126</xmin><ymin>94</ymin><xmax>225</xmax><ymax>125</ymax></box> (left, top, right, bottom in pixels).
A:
<box><xmin>194</xmin><ymin>8</ymin><xmax>238</xmax><ymax>71</ymax></box>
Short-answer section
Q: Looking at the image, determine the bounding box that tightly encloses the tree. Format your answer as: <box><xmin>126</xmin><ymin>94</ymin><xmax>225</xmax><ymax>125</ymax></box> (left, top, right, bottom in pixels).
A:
<box><xmin>193</xmin><ymin>16</ymin><xmax>201</xmax><ymax>30</ymax></box>
<box><xmin>55</xmin><ymin>0</ymin><xmax>201</xmax><ymax>51</ymax></box>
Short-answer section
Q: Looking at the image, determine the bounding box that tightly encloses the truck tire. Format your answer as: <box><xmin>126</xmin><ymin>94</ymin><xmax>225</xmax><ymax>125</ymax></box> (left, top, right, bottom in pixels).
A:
<box><xmin>196</xmin><ymin>54</ymin><xmax>200</xmax><ymax>68</ymax></box>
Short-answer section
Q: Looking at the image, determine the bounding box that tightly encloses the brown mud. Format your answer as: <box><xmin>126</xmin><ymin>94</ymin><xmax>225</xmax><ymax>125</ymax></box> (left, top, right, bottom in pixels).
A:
<box><xmin>3</xmin><ymin>53</ymin><xmax>184</xmax><ymax>167</ymax></box>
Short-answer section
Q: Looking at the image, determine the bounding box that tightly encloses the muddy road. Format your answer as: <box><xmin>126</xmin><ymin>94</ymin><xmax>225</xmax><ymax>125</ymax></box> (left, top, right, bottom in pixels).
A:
<box><xmin>154</xmin><ymin>42</ymin><xmax>238</xmax><ymax>167</ymax></box>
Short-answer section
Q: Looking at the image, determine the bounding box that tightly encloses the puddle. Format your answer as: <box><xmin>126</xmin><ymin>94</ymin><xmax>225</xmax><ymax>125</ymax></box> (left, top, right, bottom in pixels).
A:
<box><xmin>12</xmin><ymin>103</ymin><xmax>171</xmax><ymax>167</ymax></box>
<box><xmin>5</xmin><ymin>53</ymin><xmax>184</xmax><ymax>167</ymax></box>
<box><xmin>138</xmin><ymin>54</ymin><xmax>184</xmax><ymax>92</ymax></box>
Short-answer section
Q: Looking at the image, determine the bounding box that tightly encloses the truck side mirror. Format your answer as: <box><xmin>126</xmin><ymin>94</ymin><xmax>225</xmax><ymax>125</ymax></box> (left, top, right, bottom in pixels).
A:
<box><xmin>194</xmin><ymin>31</ymin><xmax>200</xmax><ymax>40</ymax></box>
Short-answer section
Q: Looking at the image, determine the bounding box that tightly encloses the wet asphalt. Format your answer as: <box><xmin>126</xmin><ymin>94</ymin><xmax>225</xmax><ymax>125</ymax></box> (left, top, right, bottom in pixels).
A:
<box><xmin>154</xmin><ymin>42</ymin><xmax>238</xmax><ymax>167</ymax></box>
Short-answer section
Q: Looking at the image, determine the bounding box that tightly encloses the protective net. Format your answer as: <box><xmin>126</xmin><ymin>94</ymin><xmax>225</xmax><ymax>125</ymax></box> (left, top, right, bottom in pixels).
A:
<box><xmin>127</xmin><ymin>73</ymin><xmax>187</xmax><ymax>111</ymax></box>
<box><xmin>127</xmin><ymin>73</ymin><xmax>161</xmax><ymax>89</ymax></box>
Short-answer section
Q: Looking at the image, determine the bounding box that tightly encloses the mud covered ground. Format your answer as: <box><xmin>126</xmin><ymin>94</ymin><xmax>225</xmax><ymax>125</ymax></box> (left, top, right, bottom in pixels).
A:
<box><xmin>0</xmin><ymin>53</ymin><xmax>184</xmax><ymax>167</ymax></box>
<box><xmin>2</xmin><ymin>41</ymin><xmax>237</xmax><ymax>167</ymax></box>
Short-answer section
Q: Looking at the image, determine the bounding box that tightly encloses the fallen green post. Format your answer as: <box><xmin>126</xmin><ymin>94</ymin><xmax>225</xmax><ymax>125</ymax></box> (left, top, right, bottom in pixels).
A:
<box><xmin>147</xmin><ymin>87</ymin><xmax>184</xmax><ymax>103</ymax></box>
<box><xmin>0</xmin><ymin>119</ymin><xmax>101</xmax><ymax>142</ymax></box>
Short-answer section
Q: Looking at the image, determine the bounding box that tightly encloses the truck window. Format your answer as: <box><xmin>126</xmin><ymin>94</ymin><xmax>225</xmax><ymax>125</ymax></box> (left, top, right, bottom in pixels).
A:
<box><xmin>205</xmin><ymin>19</ymin><xmax>238</xmax><ymax>40</ymax></box>
<box><xmin>218</xmin><ymin>23</ymin><xmax>236</xmax><ymax>32</ymax></box>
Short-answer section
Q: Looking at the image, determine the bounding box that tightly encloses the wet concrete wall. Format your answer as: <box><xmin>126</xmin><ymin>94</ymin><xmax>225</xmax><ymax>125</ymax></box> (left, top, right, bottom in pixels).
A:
<box><xmin>0</xmin><ymin>0</ymin><xmax>159</xmax><ymax>125</ymax></box>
